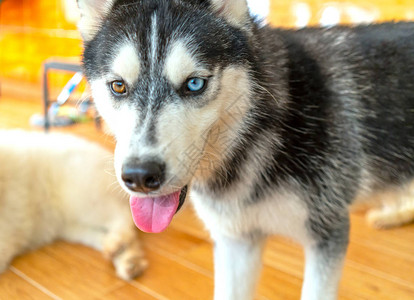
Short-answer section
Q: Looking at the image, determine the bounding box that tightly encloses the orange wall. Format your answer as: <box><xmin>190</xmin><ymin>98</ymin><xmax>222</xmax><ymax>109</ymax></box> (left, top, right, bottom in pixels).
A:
<box><xmin>0</xmin><ymin>0</ymin><xmax>83</xmax><ymax>85</ymax></box>
<box><xmin>0</xmin><ymin>0</ymin><xmax>413</xmax><ymax>86</ymax></box>
<box><xmin>269</xmin><ymin>0</ymin><xmax>414</xmax><ymax>27</ymax></box>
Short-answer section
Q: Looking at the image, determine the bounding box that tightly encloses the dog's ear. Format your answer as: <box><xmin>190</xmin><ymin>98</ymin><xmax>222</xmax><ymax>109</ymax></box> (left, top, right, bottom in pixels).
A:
<box><xmin>209</xmin><ymin>0</ymin><xmax>250</xmax><ymax>28</ymax></box>
<box><xmin>77</xmin><ymin>0</ymin><xmax>115</xmax><ymax>41</ymax></box>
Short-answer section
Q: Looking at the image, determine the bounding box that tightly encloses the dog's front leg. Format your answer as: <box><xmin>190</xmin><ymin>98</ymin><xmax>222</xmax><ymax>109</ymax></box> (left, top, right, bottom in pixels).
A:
<box><xmin>213</xmin><ymin>233</ymin><xmax>266</xmax><ymax>300</ymax></box>
<box><xmin>301</xmin><ymin>217</ymin><xmax>350</xmax><ymax>300</ymax></box>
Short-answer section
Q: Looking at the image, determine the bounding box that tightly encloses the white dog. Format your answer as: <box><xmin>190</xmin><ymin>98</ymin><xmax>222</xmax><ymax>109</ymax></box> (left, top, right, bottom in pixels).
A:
<box><xmin>0</xmin><ymin>130</ymin><xmax>147</xmax><ymax>280</ymax></box>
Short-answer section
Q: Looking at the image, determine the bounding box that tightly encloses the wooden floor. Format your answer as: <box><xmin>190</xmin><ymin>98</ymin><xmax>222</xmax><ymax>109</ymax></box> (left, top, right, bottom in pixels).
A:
<box><xmin>0</xmin><ymin>94</ymin><xmax>414</xmax><ymax>300</ymax></box>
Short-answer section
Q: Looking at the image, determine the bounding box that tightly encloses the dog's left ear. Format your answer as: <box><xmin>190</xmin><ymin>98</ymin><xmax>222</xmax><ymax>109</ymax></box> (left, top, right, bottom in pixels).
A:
<box><xmin>77</xmin><ymin>0</ymin><xmax>115</xmax><ymax>41</ymax></box>
<box><xmin>209</xmin><ymin>0</ymin><xmax>250</xmax><ymax>28</ymax></box>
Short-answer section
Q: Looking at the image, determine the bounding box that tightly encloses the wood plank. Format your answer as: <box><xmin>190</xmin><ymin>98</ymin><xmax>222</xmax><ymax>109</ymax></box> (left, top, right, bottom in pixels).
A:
<box><xmin>350</xmin><ymin>214</ymin><xmax>414</xmax><ymax>261</ymax></box>
<box><xmin>95</xmin><ymin>283</ymin><xmax>158</xmax><ymax>300</ymax></box>
<box><xmin>11</xmin><ymin>244</ymin><xmax>126</xmax><ymax>299</ymax></box>
<box><xmin>41</xmin><ymin>241</ymin><xmax>119</xmax><ymax>275</ymax></box>
<box><xmin>346</xmin><ymin>242</ymin><xmax>414</xmax><ymax>287</ymax></box>
<box><xmin>0</xmin><ymin>269</ymin><xmax>55</xmax><ymax>300</ymax></box>
<box><xmin>264</xmin><ymin>237</ymin><xmax>304</xmax><ymax>278</ymax></box>
<box><xmin>140</xmin><ymin>224</ymin><xmax>207</xmax><ymax>257</ymax></box>
<box><xmin>257</xmin><ymin>266</ymin><xmax>302</xmax><ymax>300</ymax></box>
<box><xmin>133</xmin><ymin>250</ymin><xmax>214</xmax><ymax>300</ymax></box>
<box><xmin>339</xmin><ymin>263</ymin><xmax>414</xmax><ymax>300</ymax></box>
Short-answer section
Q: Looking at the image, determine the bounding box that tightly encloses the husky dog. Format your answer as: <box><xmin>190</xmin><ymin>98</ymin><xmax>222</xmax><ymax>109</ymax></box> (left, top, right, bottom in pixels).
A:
<box><xmin>0</xmin><ymin>130</ymin><xmax>147</xmax><ymax>280</ymax></box>
<box><xmin>76</xmin><ymin>0</ymin><xmax>414</xmax><ymax>299</ymax></box>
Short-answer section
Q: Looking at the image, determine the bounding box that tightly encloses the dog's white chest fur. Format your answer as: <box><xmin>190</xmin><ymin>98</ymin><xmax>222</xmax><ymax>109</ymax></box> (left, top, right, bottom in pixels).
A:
<box><xmin>190</xmin><ymin>185</ymin><xmax>311</xmax><ymax>244</ymax></box>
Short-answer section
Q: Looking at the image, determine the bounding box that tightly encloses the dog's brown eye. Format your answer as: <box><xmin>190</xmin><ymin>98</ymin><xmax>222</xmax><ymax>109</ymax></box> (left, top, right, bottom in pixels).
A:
<box><xmin>111</xmin><ymin>81</ymin><xmax>127</xmax><ymax>95</ymax></box>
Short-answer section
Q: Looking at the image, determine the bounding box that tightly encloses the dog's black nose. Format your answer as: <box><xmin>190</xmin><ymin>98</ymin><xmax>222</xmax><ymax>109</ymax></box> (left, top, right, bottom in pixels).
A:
<box><xmin>121</xmin><ymin>161</ymin><xmax>165</xmax><ymax>193</ymax></box>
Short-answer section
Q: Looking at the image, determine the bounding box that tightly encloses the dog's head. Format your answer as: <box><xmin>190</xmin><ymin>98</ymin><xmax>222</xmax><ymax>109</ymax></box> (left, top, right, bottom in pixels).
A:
<box><xmin>78</xmin><ymin>0</ymin><xmax>254</xmax><ymax>232</ymax></box>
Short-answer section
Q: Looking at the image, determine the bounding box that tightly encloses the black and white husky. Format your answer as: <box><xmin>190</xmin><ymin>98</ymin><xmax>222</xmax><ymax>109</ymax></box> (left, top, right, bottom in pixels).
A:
<box><xmin>76</xmin><ymin>0</ymin><xmax>414</xmax><ymax>299</ymax></box>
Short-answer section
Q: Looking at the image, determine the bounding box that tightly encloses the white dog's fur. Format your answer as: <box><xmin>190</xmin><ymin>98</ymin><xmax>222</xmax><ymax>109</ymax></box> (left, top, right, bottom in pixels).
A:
<box><xmin>0</xmin><ymin>130</ymin><xmax>147</xmax><ymax>280</ymax></box>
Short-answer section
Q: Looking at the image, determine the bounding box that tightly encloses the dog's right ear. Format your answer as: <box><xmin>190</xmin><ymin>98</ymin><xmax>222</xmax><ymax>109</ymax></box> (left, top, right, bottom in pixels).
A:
<box><xmin>77</xmin><ymin>0</ymin><xmax>115</xmax><ymax>41</ymax></box>
<box><xmin>209</xmin><ymin>0</ymin><xmax>250</xmax><ymax>29</ymax></box>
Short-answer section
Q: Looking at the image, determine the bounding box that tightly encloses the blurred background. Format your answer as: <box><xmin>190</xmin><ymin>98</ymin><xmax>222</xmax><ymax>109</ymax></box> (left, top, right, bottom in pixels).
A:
<box><xmin>1</xmin><ymin>0</ymin><xmax>414</xmax><ymax>101</ymax></box>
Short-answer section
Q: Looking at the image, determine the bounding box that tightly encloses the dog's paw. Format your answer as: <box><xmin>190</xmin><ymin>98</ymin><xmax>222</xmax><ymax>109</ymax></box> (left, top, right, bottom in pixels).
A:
<box><xmin>367</xmin><ymin>207</ymin><xmax>414</xmax><ymax>229</ymax></box>
<box><xmin>367</xmin><ymin>208</ymin><xmax>403</xmax><ymax>229</ymax></box>
<box><xmin>114</xmin><ymin>249</ymin><xmax>148</xmax><ymax>280</ymax></box>
<box><xmin>102</xmin><ymin>232</ymin><xmax>129</xmax><ymax>259</ymax></box>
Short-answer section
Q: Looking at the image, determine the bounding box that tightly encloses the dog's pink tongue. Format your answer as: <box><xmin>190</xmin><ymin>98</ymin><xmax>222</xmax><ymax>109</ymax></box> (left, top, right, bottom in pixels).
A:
<box><xmin>129</xmin><ymin>192</ymin><xmax>180</xmax><ymax>233</ymax></box>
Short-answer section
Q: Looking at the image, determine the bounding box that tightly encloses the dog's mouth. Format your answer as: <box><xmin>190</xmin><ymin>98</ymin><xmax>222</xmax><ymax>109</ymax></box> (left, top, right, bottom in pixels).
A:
<box><xmin>129</xmin><ymin>185</ymin><xmax>188</xmax><ymax>233</ymax></box>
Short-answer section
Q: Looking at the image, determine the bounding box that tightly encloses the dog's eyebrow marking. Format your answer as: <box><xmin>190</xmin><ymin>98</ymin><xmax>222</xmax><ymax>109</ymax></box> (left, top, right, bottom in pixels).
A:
<box><xmin>164</xmin><ymin>40</ymin><xmax>198</xmax><ymax>87</ymax></box>
<box><xmin>111</xmin><ymin>43</ymin><xmax>140</xmax><ymax>84</ymax></box>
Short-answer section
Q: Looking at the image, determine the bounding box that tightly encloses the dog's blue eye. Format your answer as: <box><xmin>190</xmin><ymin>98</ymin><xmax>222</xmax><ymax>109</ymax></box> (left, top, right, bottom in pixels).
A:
<box><xmin>186</xmin><ymin>78</ymin><xmax>206</xmax><ymax>92</ymax></box>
